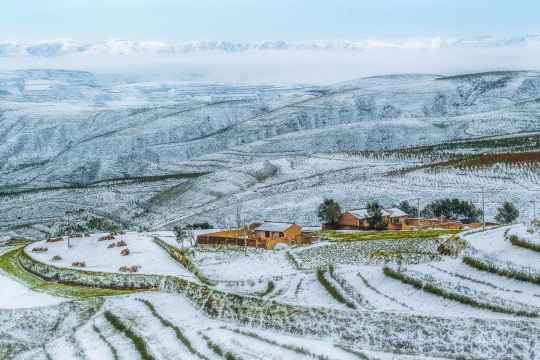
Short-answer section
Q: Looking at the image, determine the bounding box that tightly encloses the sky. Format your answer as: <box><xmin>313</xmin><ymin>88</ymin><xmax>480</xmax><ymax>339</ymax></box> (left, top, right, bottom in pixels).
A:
<box><xmin>2</xmin><ymin>1</ymin><xmax>540</xmax><ymax>84</ymax></box>
<box><xmin>2</xmin><ymin>0</ymin><xmax>540</xmax><ymax>41</ymax></box>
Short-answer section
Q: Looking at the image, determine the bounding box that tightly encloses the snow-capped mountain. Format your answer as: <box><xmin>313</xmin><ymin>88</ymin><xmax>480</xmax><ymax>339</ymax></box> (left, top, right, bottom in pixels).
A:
<box><xmin>1</xmin><ymin>35</ymin><xmax>540</xmax><ymax>58</ymax></box>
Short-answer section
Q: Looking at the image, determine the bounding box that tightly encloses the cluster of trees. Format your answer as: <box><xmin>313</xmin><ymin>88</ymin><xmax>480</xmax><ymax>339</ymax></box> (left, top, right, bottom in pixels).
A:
<box><xmin>318</xmin><ymin>197</ymin><xmax>520</xmax><ymax>228</ymax></box>
<box><xmin>495</xmin><ymin>201</ymin><xmax>520</xmax><ymax>224</ymax></box>
<box><xmin>418</xmin><ymin>198</ymin><xmax>482</xmax><ymax>222</ymax></box>
<box><xmin>317</xmin><ymin>199</ymin><xmax>342</xmax><ymax>225</ymax></box>
<box><xmin>396</xmin><ymin>198</ymin><xmax>518</xmax><ymax>224</ymax></box>
<box><xmin>365</xmin><ymin>201</ymin><xmax>386</xmax><ymax>230</ymax></box>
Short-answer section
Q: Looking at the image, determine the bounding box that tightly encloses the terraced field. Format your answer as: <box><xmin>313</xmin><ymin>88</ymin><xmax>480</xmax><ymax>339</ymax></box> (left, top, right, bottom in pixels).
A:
<box><xmin>2</xmin><ymin>225</ymin><xmax>540</xmax><ymax>359</ymax></box>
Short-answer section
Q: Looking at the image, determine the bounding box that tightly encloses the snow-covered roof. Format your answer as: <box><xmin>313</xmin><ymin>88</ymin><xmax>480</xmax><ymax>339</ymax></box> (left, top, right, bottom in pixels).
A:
<box><xmin>347</xmin><ymin>207</ymin><xmax>408</xmax><ymax>219</ymax></box>
<box><xmin>348</xmin><ymin>208</ymin><xmax>390</xmax><ymax>220</ymax></box>
<box><xmin>386</xmin><ymin>208</ymin><xmax>408</xmax><ymax>217</ymax></box>
<box><xmin>253</xmin><ymin>222</ymin><xmax>295</xmax><ymax>232</ymax></box>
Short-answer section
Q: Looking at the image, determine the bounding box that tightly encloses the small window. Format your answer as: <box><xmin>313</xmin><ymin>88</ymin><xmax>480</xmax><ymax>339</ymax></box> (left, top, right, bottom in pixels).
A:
<box><xmin>279</xmin><ymin>232</ymin><xmax>284</xmax><ymax>237</ymax></box>
<box><xmin>265</xmin><ymin>231</ymin><xmax>270</xmax><ymax>237</ymax></box>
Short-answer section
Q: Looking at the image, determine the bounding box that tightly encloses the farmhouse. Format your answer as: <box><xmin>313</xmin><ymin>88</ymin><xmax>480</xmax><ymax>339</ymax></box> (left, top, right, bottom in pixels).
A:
<box><xmin>386</xmin><ymin>208</ymin><xmax>410</xmax><ymax>230</ymax></box>
<box><xmin>337</xmin><ymin>207</ymin><xmax>409</xmax><ymax>230</ymax></box>
<box><xmin>196</xmin><ymin>221</ymin><xmax>317</xmax><ymax>250</ymax></box>
<box><xmin>333</xmin><ymin>207</ymin><xmax>465</xmax><ymax>231</ymax></box>
<box><xmin>252</xmin><ymin>222</ymin><xmax>302</xmax><ymax>249</ymax></box>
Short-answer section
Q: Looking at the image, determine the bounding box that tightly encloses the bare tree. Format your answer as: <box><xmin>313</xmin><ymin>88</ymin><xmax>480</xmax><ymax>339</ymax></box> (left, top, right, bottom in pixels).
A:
<box><xmin>173</xmin><ymin>224</ymin><xmax>189</xmax><ymax>249</ymax></box>
<box><xmin>66</xmin><ymin>222</ymin><xmax>72</xmax><ymax>249</ymax></box>
<box><xmin>236</xmin><ymin>204</ymin><xmax>248</xmax><ymax>256</ymax></box>
<box><xmin>185</xmin><ymin>225</ymin><xmax>196</xmax><ymax>247</ymax></box>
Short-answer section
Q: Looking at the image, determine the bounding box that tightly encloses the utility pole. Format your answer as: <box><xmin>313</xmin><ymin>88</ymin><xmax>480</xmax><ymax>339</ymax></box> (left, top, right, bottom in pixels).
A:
<box><xmin>236</xmin><ymin>204</ymin><xmax>247</xmax><ymax>256</ymax></box>
<box><xmin>415</xmin><ymin>198</ymin><xmax>421</xmax><ymax>219</ymax></box>
<box><xmin>532</xmin><ymin>200</ymin><xmax>537</xmax><ymax>224</ymax></box>
<box><xmin>481</xmin><ymin>187</ymin><xmax>485</xmax><ymax>231</ymax></box>
<box><xmin>243</xmin><ymin>220</ymin><xmax>248</xmax><ymax>256</ymax></box>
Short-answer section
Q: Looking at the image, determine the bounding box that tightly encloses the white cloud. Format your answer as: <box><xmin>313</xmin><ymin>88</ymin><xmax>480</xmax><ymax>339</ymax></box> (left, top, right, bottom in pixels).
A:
<box><xmin>1</xmin><ymin>43</ymin><xmax>540</xmax><ymax>84</ymax></box>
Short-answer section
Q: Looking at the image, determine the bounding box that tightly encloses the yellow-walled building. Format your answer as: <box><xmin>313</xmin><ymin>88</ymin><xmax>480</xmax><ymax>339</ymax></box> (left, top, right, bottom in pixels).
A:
<box><xmin>196</xmin><ymin>221</ymin><xmax>315</xmax><ymax>249</ymax></box>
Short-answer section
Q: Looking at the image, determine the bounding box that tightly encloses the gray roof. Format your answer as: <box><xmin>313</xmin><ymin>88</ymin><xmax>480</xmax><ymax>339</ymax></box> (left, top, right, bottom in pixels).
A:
<box><xmin>254</xmin><ymin>222</ymin><xmax>295</xmax><ymax>232</ymax></box>
<box><xmin>348</xmin><ymin>207</ymin><xmax>408</xmax><ymax>219</ymax></box>
<box><xmin>348</xmin><ymin>208</ymin><xmax>390</xmax><ymax>220</ymax></box>
<box><xmin>386</xmin><ymin>208</ymin><xmax>408</xmax><ymax>217</ymax></box>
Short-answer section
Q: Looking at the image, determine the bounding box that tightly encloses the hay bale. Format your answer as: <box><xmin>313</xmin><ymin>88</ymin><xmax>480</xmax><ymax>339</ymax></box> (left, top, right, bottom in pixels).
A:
<box><xmin>98</xmin><ymin>234</ymin><xmax>115</xmax><ymax>241</ymax></box>
<box><xmin>31</xmin><ymin>247</ymin><xmax>48</xmax><ymax>253</ymax></box>
<box><xmin>120</xmin><ymin>248</ymin><xmax>130</xmax><ymax>256</ymax></box>
<box><xmin>51</xmin><ymin>255</ymin><xmax>62</xmax><ymax>261</ymax></box>
<box><xmin>116</xmin><ymin>240</ymin><xmax>127</xmax><ymax>247</ymax></box>
<box><xmin>72</xmin><ymin>261</ymin><xmax>86</xmax><ymax>268</ymax></box>
<box><xmin>119</xmin><ymin>265</ymin><xmax>140</xmax><ymax>273</ymax></box>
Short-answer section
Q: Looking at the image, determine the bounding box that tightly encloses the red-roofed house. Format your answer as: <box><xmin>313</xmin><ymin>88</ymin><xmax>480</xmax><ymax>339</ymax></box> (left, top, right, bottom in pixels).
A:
<box><xmin>196</xmin><ymin>221</ymin><xmax>317</xmax><ymax>249</ymax></box>
<box><xmin>338</xmin><ymin>207</ymin><xmax>409</xmax><ymax>230</ymax></box>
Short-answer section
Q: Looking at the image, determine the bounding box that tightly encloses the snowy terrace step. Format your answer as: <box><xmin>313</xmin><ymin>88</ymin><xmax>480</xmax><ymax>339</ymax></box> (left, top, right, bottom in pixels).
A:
<box><xmin>462</xmin><ymin>225</ymin><xmax>540</xmax><ymax>284</ymax></box>
<box><xmin>102</xmin><ymin>298</ymin><xmax>197</xmax><ymax>360</ymax></box>
<box><xmin>12</xmin><ymin>349</ymin><xmax>49</xmax><ymax>360</ymax></box>
<box><xmin>464</xmin><ymin>250</ymin><xmax>540</xmax><ymax>284</ymax></box>
<box><xmin>340</xmin><ymin>265</ymin><xmax>510</xmax><ymax>317</ymax></box>
<box><xmin>352</xmin><ymin>270</ymin><xmax>413</xmax><ymax>312</ymax></box>
<box><xmin>0</xmin><ymin>300</ymin><xmax>103</xmax><ymax>359</ymax></box>
<box><xmin>385</xmin><ymin>265</ymin><xmax>540</xmax><ymax>317</ymax></box>
<box><xmin>327</xmin><ymin>267</ymin><xmax>375</xmax><ymax>310</ymax></box>
<box><xmin>14</xmin><ymin>243</ymin><xmax>540</xmax><ymax>359</ymax></box>
<box><xmin>266</xmin><ymin>272</ymin><xmax>342</xmax><ymax>310</ymax></box>
<box><xmin>92</xmin><ymin>313</ymin><xmax>142</xmax><ymax>360</ymax></box>
<box><xmin>74</xmin><ymin>320</ymin><xmax>121</xmax><ymax>360</ymax></box>
<box><xmin>44</xmin><ymin>335</ymin><xmax>88</xmax><ymax>360</ymax></box>
<box><xmin>464</xmin><ymin>225</ymin><xmax>540</xmax><ymax>268</ymax></box>
<box><xmin>426</xmin><ymin>260</ymin><xmax>540</xmax><ymax>304</ymax></box>
<box><xmin>507</xmin><ymin>224</ymin><xmax>540</xmax><ymax>252</ymax></box>
<box><xmin>204</xmin><ymin>326</ymin><xmax>353</xmax><ymax>360</ymax></box>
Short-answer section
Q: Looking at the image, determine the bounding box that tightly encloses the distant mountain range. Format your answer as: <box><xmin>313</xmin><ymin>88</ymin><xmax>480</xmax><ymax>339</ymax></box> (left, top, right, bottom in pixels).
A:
<box><xmin>1</xmin><ymin>35</ymin><xmax>540</xmax><ymax>57</ymax></box>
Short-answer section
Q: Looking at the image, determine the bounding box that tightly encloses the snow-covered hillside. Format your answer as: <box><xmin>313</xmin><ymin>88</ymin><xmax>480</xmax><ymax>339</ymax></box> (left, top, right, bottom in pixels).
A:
<box><xmin>1</xmin><ymin>69</ymin><xmax>540</xmax><ymax>232</ymax></box>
